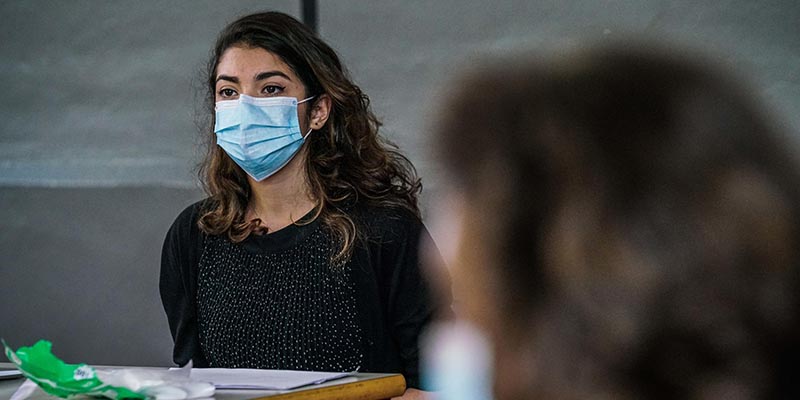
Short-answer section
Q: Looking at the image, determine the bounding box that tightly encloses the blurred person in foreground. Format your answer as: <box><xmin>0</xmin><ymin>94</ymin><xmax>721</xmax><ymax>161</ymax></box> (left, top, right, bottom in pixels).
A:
<box><xmin>429</xmin><ymin>44</ymin><xmax>800</xmax><ymax>399</ymax></box>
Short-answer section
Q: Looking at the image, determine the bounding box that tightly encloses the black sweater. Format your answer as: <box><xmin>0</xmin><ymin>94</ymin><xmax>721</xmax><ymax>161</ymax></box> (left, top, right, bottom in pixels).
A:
<box><xmin>159</xmin><ymin>200</ymin><xmax>442</xmax><ymax>389</ymax></box>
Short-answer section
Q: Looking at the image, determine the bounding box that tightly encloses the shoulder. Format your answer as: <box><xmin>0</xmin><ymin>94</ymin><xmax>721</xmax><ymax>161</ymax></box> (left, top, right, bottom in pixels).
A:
<box><xmin>170</xmin><ymin>199</ymin><xmax>205</xmax><ymax>228</ymax></box>
<box><xmin>350</xmin><ymin>202</ymin><xmax>423</xmax><ymax>242</ymax></box>
<box><xmin>161</xmin><ymin>198</ymin><xmax>210</xmax><ymax>278</ymax></box>
<box><xmin>165</xmin><ymin>198</ymin><xmax>210</xmax><ymax>243</ymax></box>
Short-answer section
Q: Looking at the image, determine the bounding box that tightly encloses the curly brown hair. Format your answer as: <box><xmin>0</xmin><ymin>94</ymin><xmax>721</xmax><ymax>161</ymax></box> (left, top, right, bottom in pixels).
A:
<box><xmin>197</xmin><ymin>11</ymin><xmax>421</xmax><ymax>263</ymax></box>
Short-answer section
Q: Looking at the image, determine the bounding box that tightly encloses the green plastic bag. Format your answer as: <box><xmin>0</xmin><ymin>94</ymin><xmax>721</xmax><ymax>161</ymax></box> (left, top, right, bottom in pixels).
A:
<box><xmin>3</xmin><ymin>339</ymin><xmax>144</xmax><ymax>399</ymax></box>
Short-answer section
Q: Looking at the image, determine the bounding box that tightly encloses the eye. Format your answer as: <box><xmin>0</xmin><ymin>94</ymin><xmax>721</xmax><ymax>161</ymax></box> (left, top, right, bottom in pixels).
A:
<box><xmin>262</xmin><ymin>85</ymin><xmax>285</xmax><ymax>95</ymax></box>
<box><xmin>218</xmin><ymin>88</ymin><xmax>238</xmax><ymax>98</ymax></box>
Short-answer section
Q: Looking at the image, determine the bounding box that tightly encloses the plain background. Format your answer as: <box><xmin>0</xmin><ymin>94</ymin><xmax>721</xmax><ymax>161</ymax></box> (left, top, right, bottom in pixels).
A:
<box><xmin>1</xmin><ymin>0</ymin><xmax>798</xmax><ymax>366</ymax></box>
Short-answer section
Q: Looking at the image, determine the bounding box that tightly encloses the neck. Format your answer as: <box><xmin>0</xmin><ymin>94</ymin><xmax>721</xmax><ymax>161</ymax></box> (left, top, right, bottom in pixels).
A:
<box><xmin>247</xmin><ymin>147</ymin><xmax>316</xmax><ymax>232</ymax></box>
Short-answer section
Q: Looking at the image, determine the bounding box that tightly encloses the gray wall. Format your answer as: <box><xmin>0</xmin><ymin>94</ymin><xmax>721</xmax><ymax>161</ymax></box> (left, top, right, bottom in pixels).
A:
<box><xmin>1</xmin><ymin>0</ymin><xmax>798</xmax><ymax>366</ymax></box>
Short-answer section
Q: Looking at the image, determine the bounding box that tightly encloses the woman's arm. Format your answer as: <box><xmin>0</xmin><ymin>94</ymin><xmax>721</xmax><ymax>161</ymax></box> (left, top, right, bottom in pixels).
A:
<box><xmin>159</xmin><ymin>202</ymin><xmax>206</xmax><ymax>367</ymax></box>
<box><xmin>382</xmin><ymin>211</ymin><xmax>451</xmax><ymax>391</ymax></box>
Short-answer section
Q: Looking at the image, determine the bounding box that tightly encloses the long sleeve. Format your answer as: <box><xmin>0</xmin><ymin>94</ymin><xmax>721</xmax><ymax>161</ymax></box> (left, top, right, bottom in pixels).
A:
<box><xmin>159</xmin><ymin>201</ymin><xmax>208</xmax><ymax>367</ymax></box>
<box><xmin>381</xmin><ymin>210</ymin><xmax>449</xmax><ymax>389</ymax></box>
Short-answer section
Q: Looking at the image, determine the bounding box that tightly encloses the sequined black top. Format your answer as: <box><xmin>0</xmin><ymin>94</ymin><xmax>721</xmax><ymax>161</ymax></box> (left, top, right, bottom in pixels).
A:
<box><xmin>160</xmin><ymin>200</ymin><xmax>443</xmax><ymax>389</ymax></box>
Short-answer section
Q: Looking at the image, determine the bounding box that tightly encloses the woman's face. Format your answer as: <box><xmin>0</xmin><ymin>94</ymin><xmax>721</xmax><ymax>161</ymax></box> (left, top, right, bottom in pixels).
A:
<box><xmin>214</xmin><ymin>45</ymin><xmax>312</xmax><ymax>132</ymax></box>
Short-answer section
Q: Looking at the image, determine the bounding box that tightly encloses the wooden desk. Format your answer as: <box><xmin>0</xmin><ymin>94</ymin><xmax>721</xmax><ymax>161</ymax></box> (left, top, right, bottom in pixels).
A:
<box><xmin>0</xmin><ymin>363</ymin><xmax>406</xmax><ymax>400</ymax></box>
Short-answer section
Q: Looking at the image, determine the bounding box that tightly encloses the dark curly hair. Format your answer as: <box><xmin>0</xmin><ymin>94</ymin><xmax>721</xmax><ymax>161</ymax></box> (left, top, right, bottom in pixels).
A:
<box><xmin>437</xmin><ymin>44</ymin><xmax>800</xmax><ymax>399</ymax></box>
<box><xmin>197</xmin><ymin>11</ymin><xmax>421</xmax><ymax>263</ymax></box>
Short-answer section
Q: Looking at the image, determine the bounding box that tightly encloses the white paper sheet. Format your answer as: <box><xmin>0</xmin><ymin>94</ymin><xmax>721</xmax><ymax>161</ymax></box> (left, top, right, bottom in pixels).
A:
<box><xmin>187</xmin><ymin>368</ymin><xmax>355</xmax><ymax>390</ymax></box>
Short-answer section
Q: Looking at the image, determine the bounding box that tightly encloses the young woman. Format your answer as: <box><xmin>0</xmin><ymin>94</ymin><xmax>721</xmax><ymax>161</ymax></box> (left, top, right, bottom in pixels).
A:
<box><xmin>160</xmin><ymin>11</ymin><xmax>443</xmax><ymax>395</ymax></box>
<box><xmin>434</xmin><ymin>44</ymin><xmax>800</xmax><ymax>399</ymax></box>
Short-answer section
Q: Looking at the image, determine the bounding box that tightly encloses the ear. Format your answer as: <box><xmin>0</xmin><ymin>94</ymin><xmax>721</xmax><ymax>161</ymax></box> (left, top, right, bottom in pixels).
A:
<box><xmin>309</xmin><ymin>94</ymin><xmax>332</xmax><ymax>130</ymax></box>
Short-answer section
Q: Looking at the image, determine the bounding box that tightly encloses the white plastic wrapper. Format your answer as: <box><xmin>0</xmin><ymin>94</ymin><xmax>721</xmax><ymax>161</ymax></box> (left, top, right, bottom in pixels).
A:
<box><xmin>95</xmin><ymin>363</ymin><xmax>215</xmax><ymax>400</ymax></box>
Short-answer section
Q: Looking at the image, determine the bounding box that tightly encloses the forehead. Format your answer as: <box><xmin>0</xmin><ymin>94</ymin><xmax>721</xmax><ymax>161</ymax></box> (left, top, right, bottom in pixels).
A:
<box><xmin>215</xmin><ymin>45</ymin><xmax>296</xmax><ymax>79</ymax></box>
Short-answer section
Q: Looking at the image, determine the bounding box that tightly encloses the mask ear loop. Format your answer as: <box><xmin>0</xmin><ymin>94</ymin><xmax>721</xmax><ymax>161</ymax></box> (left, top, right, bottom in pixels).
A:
<box><xmin>300</xmin><ymin>95</ymin><xmax>318</xmax><ymax>140</ymax></box>
<box><xmin>298</xmin><ymin>95</ymin><xmax>316</xmax><ymax>104</ymax></box>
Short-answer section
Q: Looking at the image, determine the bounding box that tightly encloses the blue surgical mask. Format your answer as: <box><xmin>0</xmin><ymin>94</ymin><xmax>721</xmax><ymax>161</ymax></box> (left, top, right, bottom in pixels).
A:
<box><xmin>214</xmin><ymin>94</ymin><xmax>315</xmax><ymax>181</ymax></box>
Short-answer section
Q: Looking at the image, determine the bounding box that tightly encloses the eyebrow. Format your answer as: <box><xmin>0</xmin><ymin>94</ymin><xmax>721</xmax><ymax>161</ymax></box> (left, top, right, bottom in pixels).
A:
<box><xmin>254</xmin><ymin>71</ymin><xmax>291</xmax><ymax>81</ymax></box>
<box><xmin>215</xmin><ymin>71</ymin><xmax>292</xmax><ymax>84</ymax></box>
